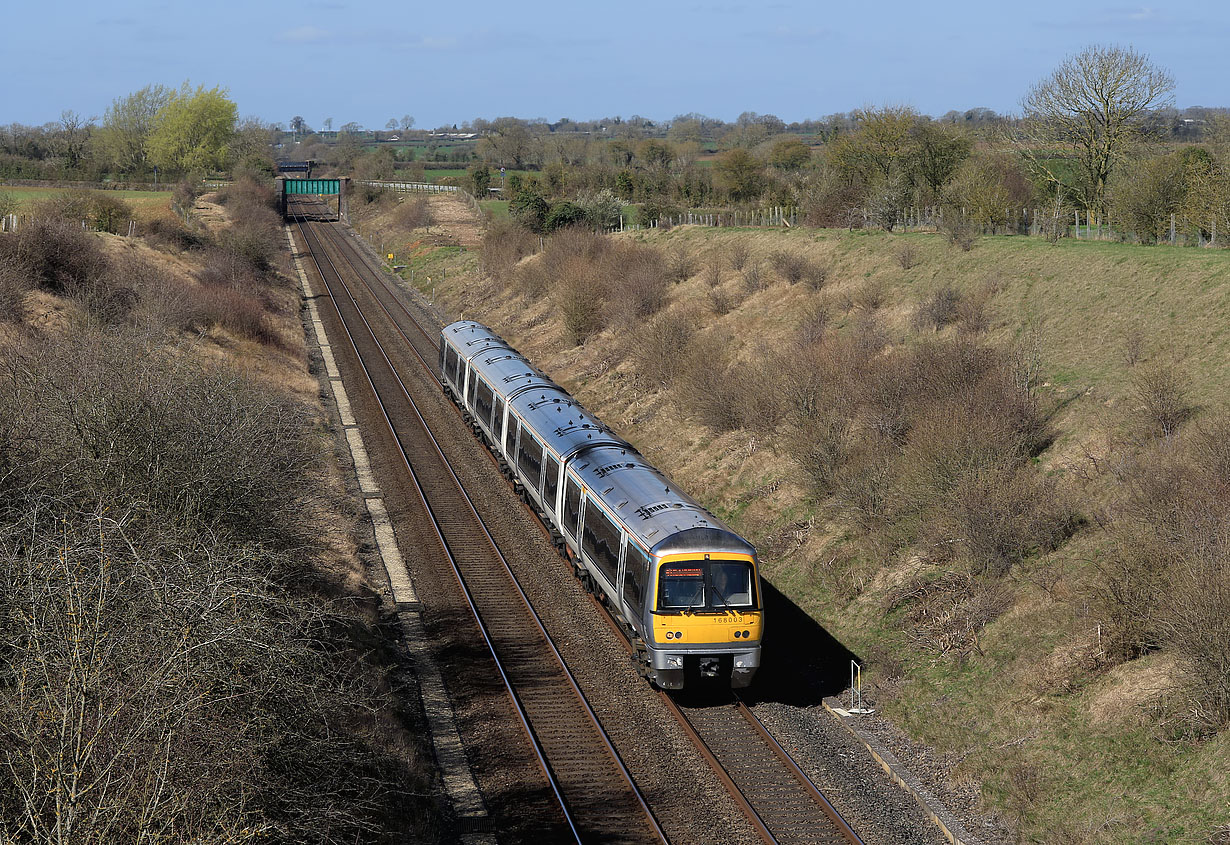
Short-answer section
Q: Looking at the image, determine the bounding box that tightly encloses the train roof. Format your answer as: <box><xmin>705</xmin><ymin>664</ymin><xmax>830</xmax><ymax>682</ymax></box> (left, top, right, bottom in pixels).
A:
<box><xmin>442</xmin><ymin>320</ymin><xmax>756</xmax><ymax>560</ymax></box>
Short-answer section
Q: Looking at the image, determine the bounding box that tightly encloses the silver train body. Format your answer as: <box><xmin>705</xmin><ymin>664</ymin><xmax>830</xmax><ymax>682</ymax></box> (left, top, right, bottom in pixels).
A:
<box><xmin>439</xmin><ymin>321</ymin><xmax>763</xmax><ymax>689</ymax></box>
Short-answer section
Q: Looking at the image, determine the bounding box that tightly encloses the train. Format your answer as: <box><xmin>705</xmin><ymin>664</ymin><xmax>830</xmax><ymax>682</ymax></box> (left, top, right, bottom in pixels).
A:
<box><xmin>439</xmin><ymin>320</ymin><xmax>763</xmax><ymax>690</ymax></box>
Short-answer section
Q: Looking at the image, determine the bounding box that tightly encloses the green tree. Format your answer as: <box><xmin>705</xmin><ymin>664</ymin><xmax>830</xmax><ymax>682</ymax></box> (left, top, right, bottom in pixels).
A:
<box><xmin>715</xmin><ymin>148</ymin><xmax>765</xmax><ymax>203</ymax></box>
<box><xmin>905</xmin><ymin>119</ymin><xmax>971</xmax><ymax>198</ymax></box>
<box><xmin>95</xmin><ymin>85</ymin><xmax>172</xmax><ymax>175</ymax></box>
<box><xmin>1110</xmin><ymin>152</ymin><xmax>1190</xmax><ymax>243</ymax></box>
<box><xmin>468</xmin><ymin>163</ymin><xmax>492</xmax><ymax>196</ymax></box>
<box><xmin>147</xmin><ymin>84</ymin><xmax>237</xmax><ymax>176</ymax></box>
<box><xmin>510</xmin><ymin>185</ymin><xmax>549</xmax><ymax>233</ymax></box>
<box><xmin>827</xmin><ymin>105</ymin><xmax>918</xmax><ymax>185</ymax></box>
<box><xmin>1019</xmin><ymin>45</ymin><xmax>1174</xmax><ymax>215</ymax></box>
<box><xmin>768</xmin><ymin>137</ymin><xmax>811</xmax><ymax>171</ymax></box>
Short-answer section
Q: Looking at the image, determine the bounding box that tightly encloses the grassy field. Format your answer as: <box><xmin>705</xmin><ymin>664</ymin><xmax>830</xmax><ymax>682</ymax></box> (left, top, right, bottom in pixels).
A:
<box><xmin>410</xmin><ymin>220</ymin><xmax>1230</xmax><ymax>843</ymax></box>
<box><xmin>1</xmin><ymin>185</ymin><xmax>172</xmax><ymax>219</ymax></box>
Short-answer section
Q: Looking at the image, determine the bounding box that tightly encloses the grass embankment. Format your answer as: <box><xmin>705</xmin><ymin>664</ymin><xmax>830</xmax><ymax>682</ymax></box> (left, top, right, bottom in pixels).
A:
<box><xmin>403</xmin><ymin>217</ymin><xmax>1230</xmax><ymax>843</ymax></box>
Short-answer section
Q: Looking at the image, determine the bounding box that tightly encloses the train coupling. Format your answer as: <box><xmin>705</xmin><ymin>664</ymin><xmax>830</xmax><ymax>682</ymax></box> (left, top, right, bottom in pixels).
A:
<box><xmin>698</xmin><ymin>656</ymin><xmax>722</xmax><ymax>678</ymax></box>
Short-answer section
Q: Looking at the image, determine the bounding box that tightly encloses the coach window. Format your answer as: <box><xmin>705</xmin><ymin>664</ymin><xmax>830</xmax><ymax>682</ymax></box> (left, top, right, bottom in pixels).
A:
<box><xmin>475</xmin><ymin>379</ymin><xmax>493</xmax><ymax>429</ymax></box>
<box><xmin>492</xmin><ymin>396</ymin><xmax>505</xmax><ymax>446</ymax></box>
<box><xmin>623</xmin><ymin>542</ymin><xmax>648</xmax><ymax>614</ymax></box>
<box><xmin>518</xmin><ymin>432</ymin><xmax>543</xmax><ymax>493</ymax></box>
<box><xmin>444</xmin><ymin>346</ymin><xmax>457</xmax><ymax>384</ymax></box>
<box><xmin>563</xmin><ymin>476</ymin><xmax>582</xmax><ymax>539</ymax></box>
<box><xmin>582</xmin><ymin>498</ymin><xmax>620</xmax><ymax>585</ymax></box>
<box><xmin>505</xmin><ymin>416</ymin><xmax>518</xmax><ymax>457</ymax></box>
<box><xmin>542</xmin><ymin>453</ymin><xmax>560</xmax><ymax>514</ymax></box>
<box><xmin>465</xmin><ymin>366</ymin><xmax>476</xmax><ymax>408</ymax></box>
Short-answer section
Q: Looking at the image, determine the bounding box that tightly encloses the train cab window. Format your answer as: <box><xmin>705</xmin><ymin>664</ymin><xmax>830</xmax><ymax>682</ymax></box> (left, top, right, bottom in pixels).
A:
<box><xmin>711</xmin><ymin>561</ymin><xmax>754</xmax><ymax>607</ymax></box>
<box><xmin>518</xmin><ymin>432</ymin><xmax>543</xmax><ymax>493</ymax></box>
<box><xmin>492</xmin><ymin>396</ymin><xmax>505</xmax><ymax>448</ymax></box>
<box><xmin>623</xmin><ymin>543</ymin><xmax>648</xmax><ymax>613</ymax></box>
<box><xmin>563</xmin><ymin>476</ymin><xmax>581</xmax><ymax>539</ymax></box>
<box><xmin>658</xmin><ymin>564</ymin><xmax>705</xmax><ymax>610</ymax></box>
<box><xmin>475</xmin><ymin>379</ymin><xmax>494</xmax><ymax>429</ymax></box>
<box><xmin>506</xmin><ymin>416</ymin><xmax>518</xmax><ymax>457</ymax></box>
<box><xmin>542</xmin><ymin>453</ymin><xmax>560</xmax><ymax>514</ymax></box>
<box><xmin>582</xmin><ymin>498</ymin><xmax>620</xmax><ymax>584</ymax></box>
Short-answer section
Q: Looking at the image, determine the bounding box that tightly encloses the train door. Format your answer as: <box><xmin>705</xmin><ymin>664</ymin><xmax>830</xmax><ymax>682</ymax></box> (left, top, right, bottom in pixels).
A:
<box><xmin>562</xmin><ymin>473</ymin><xmax>582</xmax><ymax>549</ymax></box>
<box><xmin>492</xmin><ymin>394</ymin><xmax>505</xmax><ymax>457</ymax></box>
<box><xmin>542</xmin><ymin>452</ymin><xmax>560</xmax><ymax>517</ymax></box>
<box><xmin>620</xmin><ymin>541</ymin><xmax>649</xmax><ymax>630</ymax></box>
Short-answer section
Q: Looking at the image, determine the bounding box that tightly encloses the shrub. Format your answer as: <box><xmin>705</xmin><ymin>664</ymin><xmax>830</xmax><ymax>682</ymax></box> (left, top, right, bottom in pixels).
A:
<box><xmin>395</xmin><ymin>196</ymin><xmax>434</xmax><ymax>230</ymax></box>
<box><xmin>1132</xmin><ymin>361</ymin><xmax>1191</xmax><ymax>439</ymax></box>
<box><xmin>575</xmin><ymin>188</ymin><xmax>622</xmax><ymax>230</ymax></box>
<box><xmin>184</xmin><ymin>284</ymin><xmax>279</xmax><ymax>346</ymax></box>
<box><xmin>545</xmin><ymin>200</ymin><xmax>587</xmax><ymax>232</ymax></box>
<box><xmin>666</xmin><ymin>247</ymin><xmax>695</xmax><ymax>284</ymax></box>
<box><xmin>607</xmin><ymin>242</ymin><xmax>669</xmax><ymax>323</ymax></box>
<box><xmin>728</xmin><ymin>240</ymin><xmax>751</xmax><ymax>271</ymax></box>
<box><xmin>769</xmin><ymin>249</ymin><xmax>815</xmax><ymax>285</ymax></box>
<box><xmin>629</xmin><ymin>308</ymin><xmax>698</xmax><ymax>387</ymax></box>
<box><xmin>853</xmin><ymin>277</ymin><xmax>886</xmax><ymax>311</ymax></box>
<box><xmin>481</xmin><ymin>217</ymin><xmax>538</xmax><ymax>286</ymax></box>
<box><xmin>797</xmin><ymin>299</ymin><xmax>830</xmax><ymax>347</ymax></box>
<box><xmin>0</xmin><ymin>257</ymin><xmax>29</xmax><ymax>322</ymax></box>
<box><xmin>741</xmin><ymin>260</ymin><xmax>765</xmax><ymax>293</ymax></box>
<box><xmin>896</xmin><ymin>242</ymin><xmax>919</xmax><ymax>269</ymax></box>
<box><xmin>912</xmin><ymin>285</ymin><xmax>963</xmax><ymax>331</ymax></box>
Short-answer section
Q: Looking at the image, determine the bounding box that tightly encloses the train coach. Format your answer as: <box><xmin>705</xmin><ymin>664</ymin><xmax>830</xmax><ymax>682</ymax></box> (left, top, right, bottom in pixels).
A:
<box><xmin>439</xmin><ymin>320</ymin><xmax>763</xmax><ymax>690</ymax></box>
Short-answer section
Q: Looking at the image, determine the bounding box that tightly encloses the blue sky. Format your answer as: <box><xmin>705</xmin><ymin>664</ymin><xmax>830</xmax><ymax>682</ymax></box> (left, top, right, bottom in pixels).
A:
<box><xmin>4</xmin><ymin>0</ymin><xmax>1228</xmax><ymax>128</ymax></box>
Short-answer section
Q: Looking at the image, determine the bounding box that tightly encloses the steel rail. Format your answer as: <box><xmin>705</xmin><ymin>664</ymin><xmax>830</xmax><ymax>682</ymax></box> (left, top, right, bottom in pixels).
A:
<box><xmin>303</xmin><ymin>202</ymin><xmax>865</xmax><ymax>844</ymax></box>
<box><xmin>290</xmin><ymin>207</ymin><xmax>666</xmax><ymax>844</ymax></box>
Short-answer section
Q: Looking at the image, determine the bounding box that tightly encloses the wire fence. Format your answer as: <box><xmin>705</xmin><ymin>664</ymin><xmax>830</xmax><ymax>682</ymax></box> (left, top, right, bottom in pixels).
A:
<box><xmin>872</xmin><ymin>205</ymin><xmax>1224</xmax><ymax>247</ymax></box>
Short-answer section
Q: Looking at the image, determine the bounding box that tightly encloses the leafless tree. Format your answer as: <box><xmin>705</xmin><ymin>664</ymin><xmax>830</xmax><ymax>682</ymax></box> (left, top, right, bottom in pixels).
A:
<box><xmin>1019</xmin><ymin>45</ymin><xmax>1174</xmax><ymax>215</ymax></box>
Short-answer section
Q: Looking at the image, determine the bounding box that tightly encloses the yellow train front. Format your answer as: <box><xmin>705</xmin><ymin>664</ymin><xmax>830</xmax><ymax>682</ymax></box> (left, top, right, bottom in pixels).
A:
<box><xmin>640</xmin><ymin>529</ymin><xmax>764</xmax><ymax>689</ymax></box>
<box><xmin>439</xmin><ymin>320</ymin><xmax>764</xmax><ymax>691</ymax></box>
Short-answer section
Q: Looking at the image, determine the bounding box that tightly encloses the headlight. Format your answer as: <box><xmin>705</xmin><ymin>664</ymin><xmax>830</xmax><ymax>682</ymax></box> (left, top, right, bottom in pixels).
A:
<box><xmin>734</xmin><ymin>658</ymin><xmax>745</xmax><ymax>668</ymax></box>
<box><xmin>666</xmin><ymin>655</ymin><xmax>683</xmax><ymax>668</ymax></box>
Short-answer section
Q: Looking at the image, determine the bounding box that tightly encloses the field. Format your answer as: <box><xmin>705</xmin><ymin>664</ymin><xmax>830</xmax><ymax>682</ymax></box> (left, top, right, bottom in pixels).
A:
<box><xmin>1</xmin><ymin>185</ymin><xmax>173</xmax><ymax>220</ymax></box>
<box><xmin>407</xmin><ymin>211</ymin><xmax>1230</xmax><ymax>843</ymax></box>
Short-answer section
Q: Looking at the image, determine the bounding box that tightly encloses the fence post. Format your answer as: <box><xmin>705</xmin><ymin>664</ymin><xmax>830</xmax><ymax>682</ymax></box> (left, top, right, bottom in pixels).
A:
<box><xmin>1170</xmin><ymin>214</ymin><xmax>1176</xmax><ymax>245</ymax></box>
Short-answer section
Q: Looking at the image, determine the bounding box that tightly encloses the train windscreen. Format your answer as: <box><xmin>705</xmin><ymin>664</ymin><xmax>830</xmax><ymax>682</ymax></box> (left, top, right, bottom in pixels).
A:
<box><xmin>657</xmin><ymin>561</ymin><xmax>755</xmax><ymax>611</ymax></box>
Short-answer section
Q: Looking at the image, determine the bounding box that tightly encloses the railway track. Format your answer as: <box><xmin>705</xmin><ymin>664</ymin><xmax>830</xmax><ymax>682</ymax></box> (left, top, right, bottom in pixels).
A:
<box><xmin>290</xmin><ymin>203</ymin><xmax>664</xmax><ymax>844</ymax></box>
<box><xmin>290</xmin><ymin>200</ymin><xmax>865</xmax><ymax>844</ymax></box>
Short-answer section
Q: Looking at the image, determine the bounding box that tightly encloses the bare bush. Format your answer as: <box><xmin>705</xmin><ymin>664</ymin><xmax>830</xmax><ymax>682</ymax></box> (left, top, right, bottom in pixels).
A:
<box><xmin>896</xmin><ymin>242</ymin><xmax>919</xmax><ymax>269</ymax></box>
<box><xmin>769</xmin><ymin>249</ymin><xmax>823</xmax><ymax>286</ymax></box>
<box><xmin>396</xmin><ymin>196</ymin><xmax>434</xmax><ymax>230</ymax></box>
<box><xmin>741</xmin><ymin>260</ymin><xmax>765</xmax><ymax>294</ymax></box>
<box><xmin>707</xmin><ymin>285</ymin><xmax>736</xmax><ymax>316</ymax></box>
<box><xmin>854</xmin><ymin>277</ymin><xmax>886</xmax><ymax>311</ymax></box>
<box><xmin>728</xmin><ymin>240</ymin><xmax>751</xmax><ymax>271</ymax></box>
<box><xmin>666</xmin><ymin>247</ymin><xmax>694</xmax><ymax>284</ymax></box>
<box><xmin>703</xmin><ymin>253</ymin><xmax>724</xmax><ymax>288</ymax></box>
<box><xmin>0</xmin><ymin>328</ymin><xmax>440</xmax><ymax>840</ymax></box>
<box><xmin>802</xmin><ymin>261</ymin><xmax>828</xmax><ymax>291</ymax></box>
<box><xmin>1094</xmin><ymin>420</ymin><xmax>1230</xmax><ymax>729</ymax></box>
<box><xmin>674</xmin><ymin>331</ymin><xmax>745</xmax><ymax>431</ymax></box>
<box><xmin>1132</xmin><ymin>361</ymin><xmax>1192</xmax><ymax>439</ymax></box>
<box><xmin>1122</xmin><ymin>328</ymin><xmax>1146</xmax><ymax>367</ymax></box>
<box><xmin>912</xmin><ymin>285</ymin><xmax>963</xmax><ymax>332</ymax></box>
<box><xmin>956</xmin><ymin>295</ymin><xmax>991</xmax><ymax>336</ymax></box>
<box><xmin>0</xmin><ymin>257</ymin><xmax>30</xmax><ymax>322</ymax></box>
<box><xmin>608</xmin><ymin>242</ymin><xmax>669</xmax><ymax>323</ymax></box>
<box><xmin>481</xmin><ymin>217</ymin><xmax>538</xmax><ymax>288</ymax></box>
<box><xmin>630</xmin><ymin>308</ymin><xmax>699</xmax><ymax>387</ymax></box>
<box><xmin>797</xmin><ymin>299</ymin><xmax>830</xmax><ymax>347</ymax></box>
<box><xmin>940</xmin><ymin>211</ymin><xmax>977</xmax><ymax>251</ymax></box>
